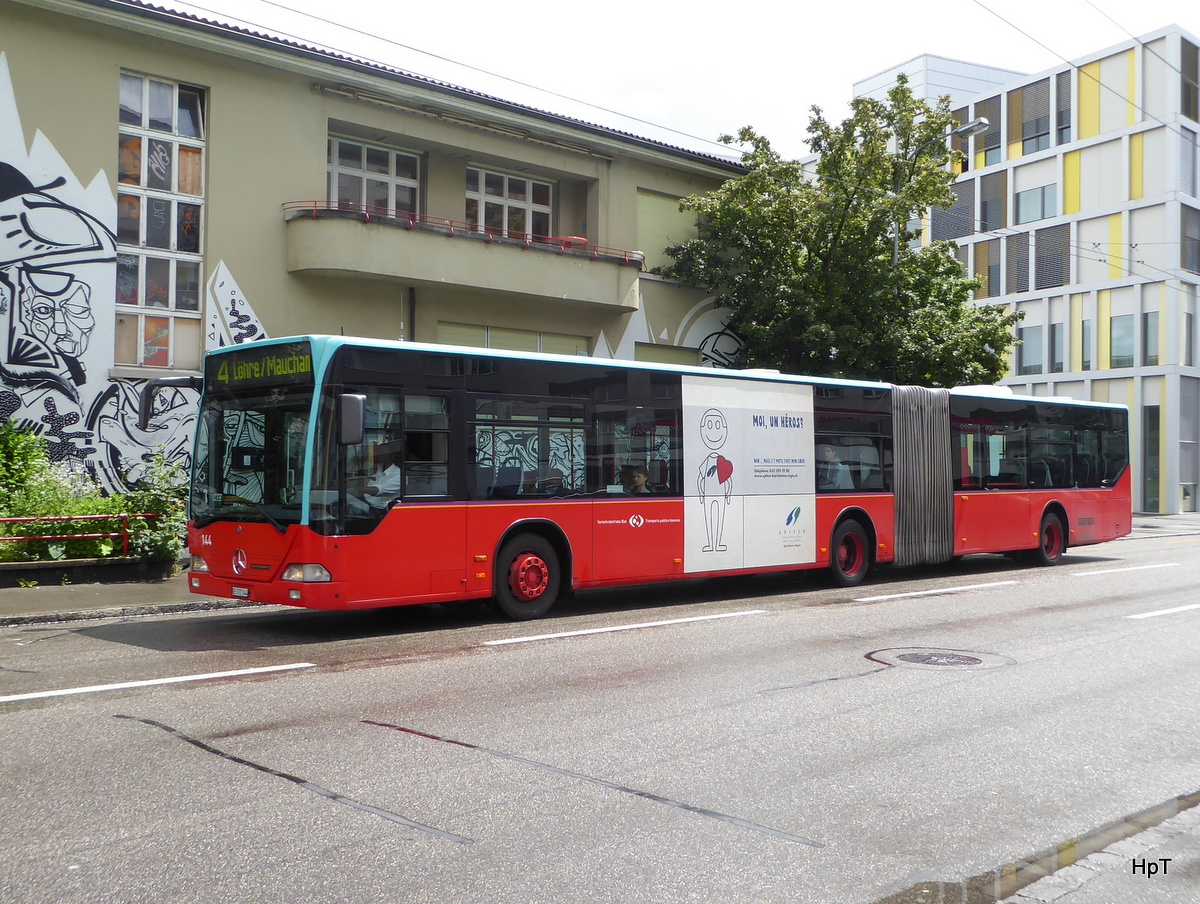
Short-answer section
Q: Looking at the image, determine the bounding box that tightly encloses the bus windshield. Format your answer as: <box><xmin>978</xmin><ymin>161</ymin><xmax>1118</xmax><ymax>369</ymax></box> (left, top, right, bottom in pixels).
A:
<box><xmin>191</xmin><ymin>384</ymin><xmax>313</xmax><ymax>531</ymax></box>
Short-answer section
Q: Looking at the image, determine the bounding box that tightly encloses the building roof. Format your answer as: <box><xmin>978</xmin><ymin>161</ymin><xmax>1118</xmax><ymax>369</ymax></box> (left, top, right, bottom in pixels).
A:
<box><xmin>67</xmin><ymin>0</ymin><xmax>745</xmax><ymax>173</ymax></box>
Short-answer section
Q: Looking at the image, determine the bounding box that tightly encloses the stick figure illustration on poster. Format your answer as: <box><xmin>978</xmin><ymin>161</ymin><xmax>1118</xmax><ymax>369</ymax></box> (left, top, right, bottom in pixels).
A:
<box><xmin>697</xmin><ymin>407</ymin><xmax>734</xmax><ymax>552</ymax></box>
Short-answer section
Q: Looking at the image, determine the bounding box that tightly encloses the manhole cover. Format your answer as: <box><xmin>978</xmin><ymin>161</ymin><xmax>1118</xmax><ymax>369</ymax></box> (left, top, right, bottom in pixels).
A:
<box><xmin>867</xmin><ymin>648</ymin><xmax>1015</xmax><ymax>670</ymax></box>
<box><xmin>896</xmin><ymin>652</ymin><xmax>983</xmax><ymax>667</ymax></box>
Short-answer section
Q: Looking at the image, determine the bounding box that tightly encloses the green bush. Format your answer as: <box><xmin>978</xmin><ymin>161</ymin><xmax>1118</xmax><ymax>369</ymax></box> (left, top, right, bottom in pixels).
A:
<box><xmin>0</xmin><ymin>421</ymin><xmax>49</xmax><ymax>513</ymax></box>
<box><xmin>0</xmin><ymin>421</ymin><xmax>188</xmax><ymax>563</ymax></box>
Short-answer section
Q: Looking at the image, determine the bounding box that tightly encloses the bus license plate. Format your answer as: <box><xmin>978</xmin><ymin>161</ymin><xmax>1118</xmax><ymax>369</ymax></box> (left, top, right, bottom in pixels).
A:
<box><xmin>232</xmin><ymin>587</ymin><xmax>250</xmax><ymax>599</ymax></box>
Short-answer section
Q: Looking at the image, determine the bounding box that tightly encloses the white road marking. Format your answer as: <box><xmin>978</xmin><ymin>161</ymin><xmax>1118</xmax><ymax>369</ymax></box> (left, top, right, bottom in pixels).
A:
<box><xmin>853</xmin><ymin>581</ymin><xmax>1019</xmax><ymax>603</ymax></box>
<box><xmin>1071</xmin><ymin>562</ymin><xmax>1180</xmax><ymax>577</ymax></box>
<box><xmin>483</xmin><ymin>610</ymin><xmax>767</xmax><ymax>646</ymax></box>
<box><xmin>1125</xmin><ymin>604</ymin><xmax>1200</xmax><ymax>620</ymax></box>
<box><xmin>0</xmin><ymin>663</ymin><xmax>315</xmax><ymax>704</ymax></box>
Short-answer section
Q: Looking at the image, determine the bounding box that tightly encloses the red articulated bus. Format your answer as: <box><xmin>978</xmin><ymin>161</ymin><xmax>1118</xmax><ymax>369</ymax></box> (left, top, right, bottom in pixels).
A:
<box><xmin>144</xmin><ymin>336</ymin><xmax>1131</xmax><ymax>620</ymax></box>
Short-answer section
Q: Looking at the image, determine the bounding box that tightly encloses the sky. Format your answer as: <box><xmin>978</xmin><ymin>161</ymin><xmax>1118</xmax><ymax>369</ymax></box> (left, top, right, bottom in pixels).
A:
<box><xmin>156</xmin><ymin>0</ymin><xmax>1198</xmax><ymax>160</ymax></box>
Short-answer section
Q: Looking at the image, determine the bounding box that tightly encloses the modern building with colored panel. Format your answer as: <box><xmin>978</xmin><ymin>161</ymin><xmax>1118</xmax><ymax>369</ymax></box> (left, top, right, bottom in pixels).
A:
<box><xmin>868</xmin><ymin>26</ymin><xmax>1200</xmax><ymax>513</ymax></box>
<box><xmin>0</xmin><ymin>0</ymin><xmax>741</xmax><ymax>492</ymax></box>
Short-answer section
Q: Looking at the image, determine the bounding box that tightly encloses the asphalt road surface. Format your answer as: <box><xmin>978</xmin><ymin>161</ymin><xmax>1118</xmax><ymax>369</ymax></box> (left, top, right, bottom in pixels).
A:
<box><xmin>2</xmin><ymin>528</ymin><xmax>1198</xmax><ymax>903</ymax></box>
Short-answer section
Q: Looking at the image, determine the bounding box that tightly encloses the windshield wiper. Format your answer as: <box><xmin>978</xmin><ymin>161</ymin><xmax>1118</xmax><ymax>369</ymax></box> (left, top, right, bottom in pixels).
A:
<box><xmin>221</xmin><ymin>495</ymin><xmax>288</xmax><ymax>534</ymax></box>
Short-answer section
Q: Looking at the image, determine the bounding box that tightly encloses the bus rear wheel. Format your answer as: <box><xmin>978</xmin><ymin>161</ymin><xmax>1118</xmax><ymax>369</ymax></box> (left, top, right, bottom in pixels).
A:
<box><xmin>830</xmin><ymin>520</ymin><xmax>870</xmax><ymax>587</ymax></box>
<box><xmin>493</xmin><ymin>533</ymin><xmax>561</xmax><ymax>620</ymax></box>
<box><xmin>1032</xmin><ymin>512</ymin><xmax>1066</xmax><ymax>566</ymax></box>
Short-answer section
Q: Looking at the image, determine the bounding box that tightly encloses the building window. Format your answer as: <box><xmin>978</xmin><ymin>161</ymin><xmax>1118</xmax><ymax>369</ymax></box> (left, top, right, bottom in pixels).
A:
<box><xmin>1183</xmin><ymin>40</ymin><xmax>1198</xmax><ymax>123</ymax></box>
<box><xmin>978</xmin><ymin>96</ymin><xmax>1002</xmax><ymax>165</ymax></box>
<box><xmin>1185</xmin><ymin>207</ymin><xmax>1200</xmax><ymax>274</ymax></box>
<box><xmin>1111</xmin><ymin>313</ymin><xmax>1134</xmax><ymax>368</ymax></box>
<box><xmin>437</xmin><ymin>321</ymin><xmax>587</xmax><ymax>356</ymax></box>
<box><xmin>1035</xmin><ymin>224</ymin><xmax>1070</xmax><ymax>289</ymax></box>
<box><xmin>1055</xmin><ymin>70</ymin><xmax>1072</xmax><ymax>144</ymax></box>
<box><xmin>974</xmin><ymin>239</ymin><xmax>1000</xmax><ymax>297</ymax></box>
<box><xmin>1010</xmin><ymin>78</ymin><xmax>1050</xmax><ymax>155</ymax></box>
<box><xmin>327</xmin><ymin>137</ymin><xmax>419</xmax><ymax>215</ymax></box>
<box><xmin>980</xmin><ymin>172</ymin><xmax>1007</xmax><ymax>231</ymax></box>
<box><xmin>466</xmin><ymin>168</ymin><xmax>552</xmax><ymax>241</ymax></box>
<box><xmin>1016</xmin><ymin>185</ymin><xmax>1057</xmax><ymax>224</ymax></box>
<box><xmin>1081</xmin><ymin>318</ymin><xmax>1092</xmax><ymax>370</ymax></box>
<box><xmin>950</xmin><ymin>108</ymin><xmax>972</xmax><ymax>172</ymax></box>
<box><xmin>1144</xmin><ymin>405</ymin><xmax>1160</xmax><ymax>512</ymax></box>
<box><xmin>932</xmin><ymin>179</ymin><xmax>974</xmax><ymax>241</ymax></box>
<box><xmin>1143</xmin><ymin>310</ymin><xmax>1160</xmax><ymax>365</ymax></box>
<box><xmin>1007</xmin><ymin>233</ymin><xmax>1030</xmax><ymax>294</ymax></box>
<box><xmin>116</xmin><ymin>72</ymin><xmax>205</xmax><ymax>370</ymax></box>
<box><xmin>1050</xmin><ymin>322</ymin><xmax>1064</xmax><ymax>372</ymax></box>
<box><xmin>1187</xmin><ymin>306</ymin><xmax>1196</xmax><ymax>367</ymax></box>
<box><xmin>1018</xmin><ymin>324</ymin><xmax>1043</xmax><ymax>374</ymax></box>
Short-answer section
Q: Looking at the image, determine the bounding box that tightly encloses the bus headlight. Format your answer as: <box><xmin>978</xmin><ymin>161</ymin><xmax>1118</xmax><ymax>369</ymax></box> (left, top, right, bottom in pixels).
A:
<box><xmin>191</xmin><ymin>555</ymin><xmax>210</xmax><ymax>573</ymax></box>
<box><xmin>281</xmin><ymin>564</ymin><xmax>332</xmax><ymax>582</ymax></box>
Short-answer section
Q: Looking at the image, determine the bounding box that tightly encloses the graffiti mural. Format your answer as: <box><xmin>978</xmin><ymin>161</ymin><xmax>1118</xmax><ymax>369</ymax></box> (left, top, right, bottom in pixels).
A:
<box><xmin>1</xmin><ymin>46</ymin><xmax>130</xmax><ymax>479</ymax></box>
<box><xmin>206</xmin><ymin>261</ymin><xmax>267</xmax><ymax>350</ymax></box>
<box><xmin>0</xmin><ymin>54</ymin><xmax>275</xmax><ymax>495</ymax></box>
<box><xmin>596</xmin><ymin>292</ymin><xmax>744</xmax><ymax>367</ymax></box>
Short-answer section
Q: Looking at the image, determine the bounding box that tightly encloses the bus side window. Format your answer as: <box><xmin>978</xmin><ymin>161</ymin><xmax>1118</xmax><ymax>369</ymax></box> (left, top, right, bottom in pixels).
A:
<box><xmin>404</xmin><ymin>394</ymin><xmax>449</xmax><ymax>496</ymax></box>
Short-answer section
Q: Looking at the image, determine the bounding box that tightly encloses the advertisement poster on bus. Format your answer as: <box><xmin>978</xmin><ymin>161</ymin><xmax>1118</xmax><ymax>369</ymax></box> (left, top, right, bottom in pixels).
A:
<box><xmin>681</xmin><ymin>375</ymin><xmax>816</xmax><ymax>574</ymax></box>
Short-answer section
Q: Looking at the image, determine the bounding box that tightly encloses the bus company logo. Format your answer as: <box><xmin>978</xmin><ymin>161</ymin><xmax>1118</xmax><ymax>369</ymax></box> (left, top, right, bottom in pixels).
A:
<box><xmin>232</xmin><ymin>549</ymin><xmax>248</xmax><ymax>576</ymax></box>
<box><xmin>628</xmin><ymin>514</ymin><xmax>645</xmax><ymax>528</ymax></box>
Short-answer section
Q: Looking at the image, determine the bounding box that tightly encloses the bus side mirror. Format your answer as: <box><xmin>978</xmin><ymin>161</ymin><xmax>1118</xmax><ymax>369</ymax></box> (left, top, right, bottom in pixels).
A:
<box><xmin>339</xmin><ymin>393</ymin><xmax>366</xmax><ymax>445</ymax></box>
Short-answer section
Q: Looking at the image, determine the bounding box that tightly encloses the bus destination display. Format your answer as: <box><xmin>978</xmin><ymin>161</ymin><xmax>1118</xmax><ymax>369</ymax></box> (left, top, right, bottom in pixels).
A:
<box><xmin>207</xmin><ymin>341</ymin><xmax>314</xmax><ymax>390</ymax></box>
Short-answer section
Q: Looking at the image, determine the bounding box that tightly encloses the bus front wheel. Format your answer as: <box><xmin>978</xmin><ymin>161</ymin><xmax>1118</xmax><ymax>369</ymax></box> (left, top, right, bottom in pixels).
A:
<box><xmin>1032</xmin><ymin>512</ymin><xmax>1066</xmax><ymax>566</ymax></box>
<box><xmin>830</xmin><ymin>520</ymin><xmax>870</xmax><ymax>587</ymax></box>
<box><xmin>493</xmin><ymin>533</ymin><xmax>561</xmax><ymax>620</ymax></box>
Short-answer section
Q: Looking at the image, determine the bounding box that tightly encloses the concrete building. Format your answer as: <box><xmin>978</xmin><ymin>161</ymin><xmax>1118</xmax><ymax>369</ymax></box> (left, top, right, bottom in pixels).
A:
<box><xmin>874</xmin><ymin>28</ymin><xmax>1200</xmax><ymax>513</ymax></box>
<box><xmin>0</xmin><ymin>0</ymin><xmax>741</xmax><ymax>492</ymax></box>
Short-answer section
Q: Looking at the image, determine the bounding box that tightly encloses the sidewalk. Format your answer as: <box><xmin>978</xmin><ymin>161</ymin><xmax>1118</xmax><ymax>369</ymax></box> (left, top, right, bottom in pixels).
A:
<box><xmin>0</xmin><ymin>572</ymin><xmax>251</xmax><ymax>626</ymax></box>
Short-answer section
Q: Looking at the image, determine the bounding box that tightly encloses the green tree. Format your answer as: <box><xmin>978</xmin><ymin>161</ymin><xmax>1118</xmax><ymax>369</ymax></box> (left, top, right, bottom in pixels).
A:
<box><xmin>659</xmin><ymin>76</ymin><xmax>1021</xmax><ymax>386</ymax></box>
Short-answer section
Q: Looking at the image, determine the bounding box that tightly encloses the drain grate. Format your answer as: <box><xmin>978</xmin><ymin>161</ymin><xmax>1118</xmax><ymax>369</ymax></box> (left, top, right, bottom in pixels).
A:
<box><xmin>897</xmin><ymin>651</ymin><xmax>983</xmax><ymax>667</ymax></box>
<box><xmin>867</xmin><ymin>648</ymin><xmax>1015</xmax><ymax>670</ymax></box>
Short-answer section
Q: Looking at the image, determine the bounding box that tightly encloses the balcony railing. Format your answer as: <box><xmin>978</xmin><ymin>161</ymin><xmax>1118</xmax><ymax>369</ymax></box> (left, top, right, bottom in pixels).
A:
<box><xmin>282</xmin><ymin>202</ymin><xmax>647</xmax><ymax>270</ymax></box>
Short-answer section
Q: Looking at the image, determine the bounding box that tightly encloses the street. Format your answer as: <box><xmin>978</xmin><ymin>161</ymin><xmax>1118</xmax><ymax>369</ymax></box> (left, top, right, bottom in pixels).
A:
<box><xmin>2</xmin><ymin>525</ymin><xmax>1199</xmax><ymax>903</ymax></box>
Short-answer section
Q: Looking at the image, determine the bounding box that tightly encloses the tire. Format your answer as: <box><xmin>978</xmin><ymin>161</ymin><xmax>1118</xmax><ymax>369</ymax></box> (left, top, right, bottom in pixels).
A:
<box><xmin>1032</xmin><ymin>512</ymin><xmax>1066</xmax><ymax>566</ymax></box>
<box><xmin>830</xmin><ymin>520</ymin><xmax>870</xmax><ymax>587</ymax></box>
<box><xmin>492</xmin><ymin>533</ymin><xmax>561</xmax><ymax>620</ymax></box>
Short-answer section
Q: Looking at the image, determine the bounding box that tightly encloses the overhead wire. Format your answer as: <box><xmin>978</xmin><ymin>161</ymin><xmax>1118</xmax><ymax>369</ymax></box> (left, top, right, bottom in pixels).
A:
<box><xmin>134</xmin><ymin>0</ymin><xmax>738</xmax><ymax>156</ymax></box>
<box><xmin>134</xmin><ymin>0</ymin><xmax>1197</xmax><ymax>289</ymax></box>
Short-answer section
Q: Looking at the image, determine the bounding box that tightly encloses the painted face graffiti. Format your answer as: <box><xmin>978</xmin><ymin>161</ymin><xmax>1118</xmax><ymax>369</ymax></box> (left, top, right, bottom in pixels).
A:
<box><xmin>18</xmin><ymin>269</ymin><xmax>94</xmax><ymax>359</ymax></box>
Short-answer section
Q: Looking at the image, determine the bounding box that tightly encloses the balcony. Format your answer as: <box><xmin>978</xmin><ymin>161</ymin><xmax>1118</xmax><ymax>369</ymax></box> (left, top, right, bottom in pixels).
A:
<box><xmin>284</xmin><ymin>203</ymin><xmax>645</xmax><ymax>310</ymax></box>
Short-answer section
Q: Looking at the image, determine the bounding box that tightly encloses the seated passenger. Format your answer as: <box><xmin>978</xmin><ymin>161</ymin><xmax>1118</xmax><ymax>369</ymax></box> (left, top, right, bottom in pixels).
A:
<box><xmin>624</xmin><ymin>464</ymin><xmax>652</xmax><ymax>495</ymax></box>
<box><xmin>817</xmin><ymin>445</ymin><xmax>853</xmax><ymax>491</ymax></box>
<box><xmin>540</xmin><ymin>469</ymin><xmax>566</xmax><ymax>494</ymax></box>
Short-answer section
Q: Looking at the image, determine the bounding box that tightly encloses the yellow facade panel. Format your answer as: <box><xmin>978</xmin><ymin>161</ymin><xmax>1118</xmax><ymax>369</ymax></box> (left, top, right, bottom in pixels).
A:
<box><xmin>1129</xmin><ymin>132</ymin><xmax>1144</xmax><ymax>200</ymax></box>
<box><xmin>1063</xmin><ymin>151</ymin><xmax>1081</xmax><ymax>214</ymax></box>
<box><xmin>1079</xmin><ymin>61</ymin><xmax>1101</xmax><ymax>139</ymax></box>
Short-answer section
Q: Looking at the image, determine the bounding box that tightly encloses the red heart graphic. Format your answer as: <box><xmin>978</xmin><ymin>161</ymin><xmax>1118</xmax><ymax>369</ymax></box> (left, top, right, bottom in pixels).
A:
<box><xmin>716</xmin><ymin>455</ymin><xmax>733</xmax><ymax>484</ymax></box>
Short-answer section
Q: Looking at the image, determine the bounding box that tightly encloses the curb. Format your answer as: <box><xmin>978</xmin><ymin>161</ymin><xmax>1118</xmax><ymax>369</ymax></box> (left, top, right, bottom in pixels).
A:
<box><xmin>0</xmin><ymin>598</ymin><xmax>261</xmax><ymax>627</ymax></box>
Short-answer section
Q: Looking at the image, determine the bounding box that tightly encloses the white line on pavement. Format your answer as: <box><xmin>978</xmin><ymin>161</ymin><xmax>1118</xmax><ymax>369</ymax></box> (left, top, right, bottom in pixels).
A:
<box><xmin>1071</xmin><ymin>562</ymin><xmax>1180</xmax><ymax>577</ymax></box>
<box><xmin>853</xmin><ymin>581</ymin><xmax>1019</xmax><ymax>603</ymax></box>
<box><xmin>483</xmin><ymin>610</ymin><xmax>768</xmax><ymax>646</ymax></box>
<box><xmin>0</xmin><ymin>663</ymin><xmax>316</xmax><ymax>704</ymax></box>
<box><xmin>1125</xmin><ymin>604</ymin><xmax>1200</xmax><ymax>620</ymax></box>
